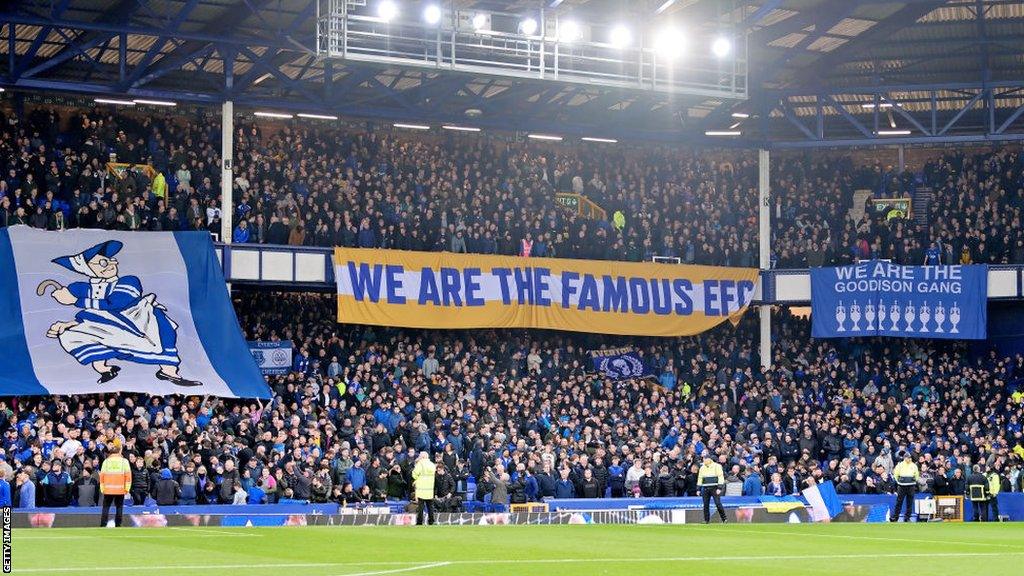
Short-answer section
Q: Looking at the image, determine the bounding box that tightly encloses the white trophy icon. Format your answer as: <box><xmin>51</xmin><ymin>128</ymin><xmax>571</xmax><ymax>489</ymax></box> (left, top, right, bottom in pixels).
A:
<box><xmin>835</xmin><ymin>301</ymin><xmax>847</xmax><ymax>332</ymax></box>
<box><xmin>889</xmin><ymin>302</ymin><xmax>902</xmax><ymax>331</ymax></box>
<box><xmin>934</xmin><ymin>302</ymin><xmax>946</xmax><ymax>333</ymax></box>
<box><xmin>849</xmin><ymin>302</ymin><xmax>862</xmax><ymax>331</ymax></box>
<box><xmin>919</xmin><ymin>302</ymin><xmax>931</xmax><ymax>333</ymax></box>
<box><xmin>877</xmin><ymin>299</ymin><xmax>888</xmax><ymax>331</ymax></box>
<box><xmin>950</xmin><ymin>303</ymin><xmax>961</xmax><ymax>333</ymax></box>
<box><xmin>904</xmin><ymin>302</ymin><xmax>916</xmax><ymax>332</ymax></box>
<box><xmin>864</xmin><ymin>302</ymin><xmax>876</xmax><ymax>331</ymax></box>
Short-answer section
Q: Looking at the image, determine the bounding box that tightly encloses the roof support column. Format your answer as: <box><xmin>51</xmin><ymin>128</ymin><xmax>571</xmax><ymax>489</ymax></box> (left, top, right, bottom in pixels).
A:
<box><xmin>758</xmin><ymin>148</ymin><xmax>772</xmax><ymax>371</ymax></box>
<box><xmin>220</xmin><ymin>100</ymin><xmax>234</xmax><ymax>248</ymax></box>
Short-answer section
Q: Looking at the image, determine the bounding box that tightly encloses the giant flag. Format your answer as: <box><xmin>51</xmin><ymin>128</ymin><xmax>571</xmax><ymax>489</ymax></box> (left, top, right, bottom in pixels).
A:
<box><xmin>334</xmin><ymin>248</ymin><xmax>759</xmax><ymax>337</ymax></box>
<box><xmin>0</xmin><ymin>226</ymin><xmax>270</xmax><ymax>398</ymax></box>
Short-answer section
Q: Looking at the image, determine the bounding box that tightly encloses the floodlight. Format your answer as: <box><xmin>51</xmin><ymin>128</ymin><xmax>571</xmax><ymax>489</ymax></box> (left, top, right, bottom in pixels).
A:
<box><xmin>609</xmin><ymin>25</ymin><xmax>631</xmax><ymax>48</ymax></box>
<box><xmin>519</xmin><ymin>18</ymin><xmax>538</xmax><ymax>36</ymax></box>
<box><xmin>472</xmin><ymin>13</ymin><xmax>487</xmax><ymax>31</ymax></box>
<box><xmin>378</xmin><ymin>1</ymin><xmax>398</xmax><ymax>22</ymax></box>
<box><xmin>559</xmin><ymin>21</ymin><xmax>581</xmax><ymax>43</ymax></box>
<box><xmin>653</xmin><ymin>27</ymin><xmax>683</xmax><ymax>59</ymax></box>
<box><xmin>423</xmin><ymin>4</ymin><xmax>441</xmax><ymax>24</ymax></box>
<box><xmin>712</xmin><ymin>36</ymin><xmax>731</xmax><ymax>58</ymax></box>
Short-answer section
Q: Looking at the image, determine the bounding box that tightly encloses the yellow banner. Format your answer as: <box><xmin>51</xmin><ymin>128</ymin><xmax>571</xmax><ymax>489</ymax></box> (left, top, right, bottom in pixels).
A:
<box><xmin>334</xmin><ymin>249</ymin><xmax>759</xmax><ymax>337</ymax></box>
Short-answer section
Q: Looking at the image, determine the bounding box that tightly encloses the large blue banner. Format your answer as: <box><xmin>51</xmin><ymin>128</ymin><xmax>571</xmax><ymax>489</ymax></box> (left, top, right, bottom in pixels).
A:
<box><xmin>589</xmin><ymin>347</ymin><xmax>654</xmax><ymax>380</ymax></box>
<box><xmin>811</xmin><ymin>261</ymin><xmax>987</xmax><ymax>340</ymax></box>
<box><xmin>0</xmin><ymin>226</ymin><xmax>270</xmax><ymax>398</ymax></box>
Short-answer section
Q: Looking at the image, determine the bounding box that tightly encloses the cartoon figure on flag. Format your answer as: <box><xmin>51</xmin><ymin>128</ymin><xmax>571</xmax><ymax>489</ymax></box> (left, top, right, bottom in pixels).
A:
<box><xmin>37</xmin><ymin>239</ymin><xmax>202</xmax><ymax>387</ymax></box>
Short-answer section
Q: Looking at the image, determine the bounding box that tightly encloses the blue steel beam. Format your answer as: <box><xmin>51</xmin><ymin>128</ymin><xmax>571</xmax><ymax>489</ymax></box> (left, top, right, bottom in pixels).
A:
<box><xmin>0</xmin><ymin>13</ymin><xmax>299</xmax><ymax>51</ymax></box>
<box><xmin>4</xmin><ymin>76</ymin><xmax>759</xmax><ymax>147</ymax></box>
<box><xmin>18</xmin><ymin>29</ymin><xmax>110</xmax><ymax>79</ymax></box>
<box><xmin>14</xmin><ymin>0</ymin><xmax>72</xmax><ymax>78</ymax></box>
<box><xmin>788</xmin><ymin>1</ymin><xmax>948</xmax><ymax>86</ymax></box>
<box><xmin>821</xmin><ymin>94</ymin><xmax>871</xmax><ymax>138</ymax></box>
<box><xmin>120</xmin><ymin>0</ymin><xmax>202</xmax><ymax>90</ymax></box>
<box><xmin>235</xmin><ymin>46</ymin><xmax>322</xmax><ymax>105</ymax></box>
<box><xmin>884</xmin><ymin>96</ymin><xmax>932</xmax><ymax>136</ymax></box>
<box><xmin>8</xmin><ymin>23</ymin><xmax>15</xmax><ymax>78</ymax></box>
<box><xmin>939</xmin><ymin>91</ymin><xmax>984</xmax><ymax>135</ymax></box>
<box><xmin>131</xmin><ymin>43</ymin><xmax>218</xmax><ymax>88</ymax></box>
<box><xmin>204</xmin><ymin>1</ymin><xmax>316</xmax><ymax>93</ymax></box>
<box><xmin>17</xmin><ymin>0</ymin><xmax>142</xmax><ymax>81</ymax></box>
<box><xmin>777</xmin><ymin>99</ymin><xmax>818</xmax><ymax>141</ymax></box>
<box><xmin>771</xmin><ymin>133</ymin><xmax>1024</xmax><ymax>149</ymax></box>
<box><xmin>996</xmin><ymin>103</ymin><xmax>1024</xmax><ymax>134</ymax></box>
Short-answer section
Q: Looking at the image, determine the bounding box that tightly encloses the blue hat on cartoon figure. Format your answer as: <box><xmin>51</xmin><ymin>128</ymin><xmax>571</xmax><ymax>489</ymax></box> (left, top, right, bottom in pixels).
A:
<box><xmin>52</xmin><ymin>240</ymin><xmax>123</xmax><ymax>276</ymax></box>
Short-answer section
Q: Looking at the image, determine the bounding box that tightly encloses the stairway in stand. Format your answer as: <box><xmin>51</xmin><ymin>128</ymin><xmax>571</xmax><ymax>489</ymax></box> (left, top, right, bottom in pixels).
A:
<box><xmin>848</xmin><ymin>189</ymin><xmax>873</xmax><ymax>225</ymax></box>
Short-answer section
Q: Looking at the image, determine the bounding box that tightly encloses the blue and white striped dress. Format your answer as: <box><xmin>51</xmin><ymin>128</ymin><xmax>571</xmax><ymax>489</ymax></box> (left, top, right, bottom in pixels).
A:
<box><xmin>57</xmin><ymin>275</ymin><xmax>180</xmax><ymax>366</ymax></box>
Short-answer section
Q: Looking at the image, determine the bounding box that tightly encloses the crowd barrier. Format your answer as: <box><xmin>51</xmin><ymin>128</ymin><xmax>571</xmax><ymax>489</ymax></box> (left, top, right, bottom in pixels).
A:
<box><xmin>546</xmin><ymin>493</ymin><xmax>1024</xmax><ymax>521</ymax></box>
<box><xmin>12</xmin><ymin>494</ymin><xmax>1021</xmax><ymax>528</ymax></box>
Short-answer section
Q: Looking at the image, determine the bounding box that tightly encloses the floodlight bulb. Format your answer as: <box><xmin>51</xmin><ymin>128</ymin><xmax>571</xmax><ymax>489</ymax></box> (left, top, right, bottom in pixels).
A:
<box><xmin>712</xmin><ymin>36</ymin><xmax>732</xmax><ymax>58</ymax></box>
<box><xmin>609</xmin><ymin>25</ymin><xmax>631</xmax><ymax>48</ymax></box>
<box><xmin>423</xmin><ymin>5</ymin><xmax>441</xmax><ymax>24</ymax></box>
<box><xmin>654</xmin><ymin>28</ymin><xmax>683</xmax><ymax>59</ymax></box>
<box><xmin>519</xmin><ymin>18</ymin><xmax>538</xmax><ymax>36</ymax></box>
<box><xmin>378</xmin><ymin>0</ymin><xmax>398</xmax><ymax>22</ymax></box>
<box><xmin>559</xmin><ymin>20</ymin><xmax>580</xmax><ymax>43</ymax></box>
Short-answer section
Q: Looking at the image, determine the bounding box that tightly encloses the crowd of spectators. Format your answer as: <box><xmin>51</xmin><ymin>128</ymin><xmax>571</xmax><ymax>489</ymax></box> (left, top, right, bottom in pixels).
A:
<box><xmin>2</xmin><ymin>292</ymin><xmax>1022</xmax><ymax>510</ymax></box>
<box><xmin>3</xmin><ymin>102</ymin><xmax>1022</xmax><ymax>268</ymax></box>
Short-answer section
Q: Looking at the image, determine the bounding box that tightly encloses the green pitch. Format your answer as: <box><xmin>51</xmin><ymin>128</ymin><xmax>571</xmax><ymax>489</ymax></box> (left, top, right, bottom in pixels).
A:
<box><xmin>12</xmin><ymin>523</ymin><xmax>1024</xmax><ymax>575</ymax></box>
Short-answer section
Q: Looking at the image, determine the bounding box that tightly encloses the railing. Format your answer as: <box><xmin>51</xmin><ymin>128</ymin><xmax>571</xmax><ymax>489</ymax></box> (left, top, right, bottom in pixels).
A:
<box><xmin>106</xmin><ymin>162</ymin><xmax>158</xmax><ymax>181</ymax></box>
<box><xmin>217</xmin><ymin>243</ymin><xmax>1024</xmax><ymax>303</ymax></box>
<box><xmin>555</xmin><ymin>192</ymin><xmax>607</xmax><ymax>220</ymax></box>
<box><xmin>315</xmin><ymin>1</ymin><xmax>747</xmax><ymax>99</ymax></box>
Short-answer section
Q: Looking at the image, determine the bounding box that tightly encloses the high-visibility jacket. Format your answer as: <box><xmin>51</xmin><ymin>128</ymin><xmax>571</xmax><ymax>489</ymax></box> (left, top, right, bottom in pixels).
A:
<box><xmin>697</xmin><ymin>462</ymin><xmax>725</xmax><ymax>487</ymax></box>
<box><xmin>987</xmin><ymin>473</ymin><xmax>1001</xmax><ymax>497</ymax></box>
<box><xmin>99</xmin><ymin>455</ymin><xmax>132</xmax><ymax>496</ymax></box>
<box><xmin>152</xmin><ymin>173</ymin><xmax>167</xmax><ymax>199</ymax></box>
<box><xmin>893</xmin><ymin>461</ymin><xmax>920</xmax><ymax>486</ymax></box>
<box><xmin>411</xmin><ymin>459</ymin><xmax>436</xmax><ymax>500</ymax></box>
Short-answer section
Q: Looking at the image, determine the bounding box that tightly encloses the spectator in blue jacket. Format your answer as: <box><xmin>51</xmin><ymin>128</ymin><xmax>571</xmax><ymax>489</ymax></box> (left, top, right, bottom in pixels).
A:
<box><xmin>743</xmin><ymin>466</ymin><xmax>764</xmax><ymax>496</ymax></box>
<box><xmin>17</xmin><ymin>469</ymin><xmax>36</xmax><ymax>508</ymax></box>
<box><xmin>232</xmin><ymin>219</ymin><xmax>251</xmax><ymax>243</ymax></box>
<box><xmin>659</xmin><ymin>367</ymin><xmax>677</xmax><ymax>390</ymax></box>
<box><xmin>554</xmin><ymin>468</ymin><xmax>575</xmax><ymax>499</ymax></box>
<box><xmin>607</xmin><ymin>458</ymin><xmax>626</xmax><ymax>498</ymax></box>
<box><xmin>347</xmin><ymin>459</ymin><xmax>367</xmax><ymax>491</ymax></box>
<box><xmin>523</xmin><ymin>469</ymin><xmax>539</xmax><ymax>502</ymax></box>
<box><xmin>292</xmin><ymin>348</ymin><xmax>310</xmax><ymax>375</ymax></box>
<box><xmin>0</xmin><ymin>473</ymin><xmax>10</xmax><ymax>507</ymax></box>
<box><xmin>661</xmin><ymin>428</ymin><xmax>680</xmax><ymax>451</ymax></box>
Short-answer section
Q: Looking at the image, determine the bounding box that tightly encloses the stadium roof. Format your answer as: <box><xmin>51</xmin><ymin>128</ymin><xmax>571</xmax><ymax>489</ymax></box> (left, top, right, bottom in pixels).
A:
<box><xmin>1</xmin><ymin>0</ymin><xmax>1022</xmax><ymax>146</ymax></box>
